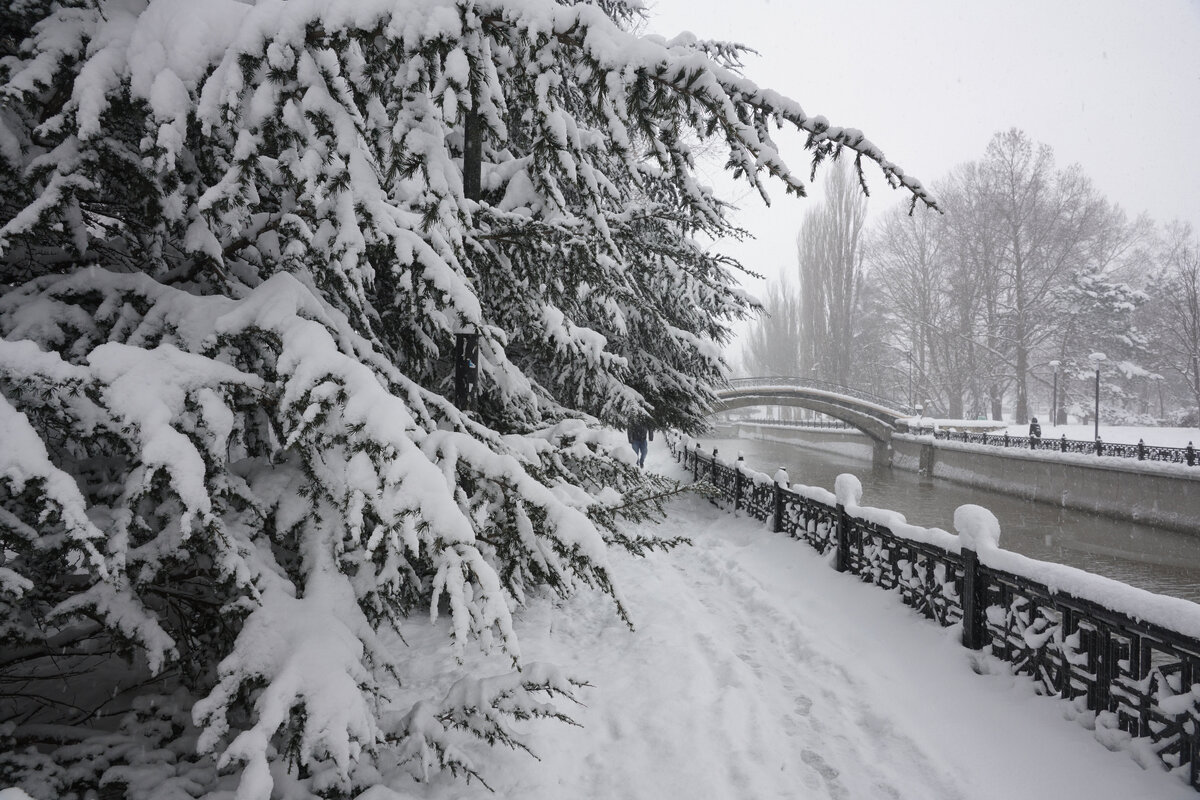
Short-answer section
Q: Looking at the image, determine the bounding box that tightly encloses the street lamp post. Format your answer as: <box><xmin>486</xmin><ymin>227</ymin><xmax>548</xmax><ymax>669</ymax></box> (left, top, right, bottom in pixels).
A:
<box><xmin>1049</xmin><ymin>360</ymin><xmax>1060</xmax><ymax>428</ymax></box>
<box><xmin>1088</xmin><ymin>352</ymin><xmax>1106</xmax><ymax>442</ymax></box>
<box><xmin>903</xmin><ymin>349</ymin><xmax>913</xmax><ymax>408</ymax></box>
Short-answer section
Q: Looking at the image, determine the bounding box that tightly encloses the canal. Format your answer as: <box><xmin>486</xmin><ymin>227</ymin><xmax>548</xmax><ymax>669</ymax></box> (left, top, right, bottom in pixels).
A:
<box><xmin>692</xmin><ymin>434</ymin><xmax>1200</xmax><ymax>604</ymax></box>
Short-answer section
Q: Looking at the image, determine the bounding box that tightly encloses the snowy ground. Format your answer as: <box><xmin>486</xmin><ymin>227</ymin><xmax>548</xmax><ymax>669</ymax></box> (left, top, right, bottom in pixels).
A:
<box><xmin>389</xmin><ymin>446</ymin><xmax>1193</xmax><ymax>799</ymax></box>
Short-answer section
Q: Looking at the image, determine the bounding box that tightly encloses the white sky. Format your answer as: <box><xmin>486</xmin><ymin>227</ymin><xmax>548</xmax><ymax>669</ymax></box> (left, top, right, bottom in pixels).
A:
<box><xmin>643</xmin><ymin>0</ymin><xmax>1200</xmax><ymax>307</ymax></box>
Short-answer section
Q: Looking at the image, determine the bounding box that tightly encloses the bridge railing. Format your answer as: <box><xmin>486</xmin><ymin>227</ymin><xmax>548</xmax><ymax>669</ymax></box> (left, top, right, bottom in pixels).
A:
<box><xmin>726</xmin><ymin>377</ymin><xmax>916</xmax><ymax>416</ymax></box>
<box><xmin>904</xmin><ymin>426</ymin><xmax>1199</xmax><ymax>467</ymax></box>
<box><xmin>721</xmin><ymin>419</ymin><xmax>853</xmax><ymax>432</ymax></box>
<box><xmin>669</xmin><ymin>434</ymin><xmax>1200</xmax><ymax>790</ymax></box>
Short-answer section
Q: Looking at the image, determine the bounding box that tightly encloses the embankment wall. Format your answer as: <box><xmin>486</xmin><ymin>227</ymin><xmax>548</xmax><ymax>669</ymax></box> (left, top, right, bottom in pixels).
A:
<box><xmin>890</xmin><ymin>434</ymin><xmax>1200</xmax><ymax>533</ymax></box>
<box><xmin>727</xmin><ymin>422</ymin><xmax>1200</xmax><ymax>533</ymax></box>
<box><xmin>720</xmin><ymin>422</ymin><xmax>874</xmax><ymax>461</ymax></box>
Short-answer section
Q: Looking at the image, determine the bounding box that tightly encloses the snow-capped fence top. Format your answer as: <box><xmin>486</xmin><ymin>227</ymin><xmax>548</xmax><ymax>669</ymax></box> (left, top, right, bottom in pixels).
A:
<box><xmin>671</xmin><ymin>434</ymin><xmax>1200</xmax><ymax>791</ymax></box>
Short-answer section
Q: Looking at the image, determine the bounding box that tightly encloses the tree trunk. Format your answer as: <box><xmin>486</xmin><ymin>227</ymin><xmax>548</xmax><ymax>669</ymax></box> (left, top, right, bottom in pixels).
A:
<box><xmin>1014</xmin><ymin>343</ymin><xmax>1029</xmax><ymax>424</ymax></box>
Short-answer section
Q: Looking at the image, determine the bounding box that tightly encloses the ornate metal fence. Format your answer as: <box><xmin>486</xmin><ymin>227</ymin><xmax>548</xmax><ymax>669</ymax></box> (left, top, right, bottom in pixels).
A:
<box><xmin>671</xmin><ymin>436</ymin><xmax>1200</xmax><ymax>789</ymax></box>
<box><xmin>904</xmin><ymin>426</ymin><xmax>1199</xmax><ymax>466</ymax></box>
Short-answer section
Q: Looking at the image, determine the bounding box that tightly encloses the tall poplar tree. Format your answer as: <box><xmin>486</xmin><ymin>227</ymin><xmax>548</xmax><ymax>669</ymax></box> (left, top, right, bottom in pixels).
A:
<box><xmin>740</xmin><ymin>277</ymin><xmax>803</xmax><ymax>378</ymax></box>
<box><xmin>796</xmin><ymin>160</ymin><xmax>869</xmax><ymax>385</ymax></box>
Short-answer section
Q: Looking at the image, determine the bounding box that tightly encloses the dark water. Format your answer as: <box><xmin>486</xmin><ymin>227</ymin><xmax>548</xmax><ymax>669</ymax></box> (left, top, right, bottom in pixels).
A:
<box><xmin>696</xmin><ymin>435</ymin><xmax>1200</xmax><ymax>604</ymax></box>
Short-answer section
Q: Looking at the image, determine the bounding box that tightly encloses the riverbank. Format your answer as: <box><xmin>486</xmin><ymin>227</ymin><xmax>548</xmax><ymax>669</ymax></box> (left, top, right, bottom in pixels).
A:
<box><xmin>893</xmin><ymin>434</ymin><xmax>1200</xmax><ymax>532</ymax></box>
<box><xmin>725</xmin><ymin>421</ymin><xmax>1200</xmax><ymax>534</ymax></box>
<box><xmin>381</xmin><ymin>443</ymin><xmax>1193</xmax><ymax>799</ymax></box>
<box><xmin>691</xmin><ymin>432</ymin><xmax>1200</xmax><ymax>602</ymax></box>
<box><xmin>932</xmin><ymin>421</ymin><xmax>1200</xmax><ymax>448</ymax></box>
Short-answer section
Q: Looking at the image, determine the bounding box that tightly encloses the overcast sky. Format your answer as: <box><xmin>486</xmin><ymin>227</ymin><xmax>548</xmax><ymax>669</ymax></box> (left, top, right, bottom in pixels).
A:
<box><xmin>644</xmin><ymin>0</ymin><xmax>1200</xmax><ymax>304</ymax></box>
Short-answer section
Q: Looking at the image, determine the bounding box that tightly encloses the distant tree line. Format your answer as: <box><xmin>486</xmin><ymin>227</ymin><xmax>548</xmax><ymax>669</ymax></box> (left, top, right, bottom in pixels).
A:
<box><xmin>743</xmin><ymin>128</ymin><xmax>1200</xmax><ymax>426</ymax></box>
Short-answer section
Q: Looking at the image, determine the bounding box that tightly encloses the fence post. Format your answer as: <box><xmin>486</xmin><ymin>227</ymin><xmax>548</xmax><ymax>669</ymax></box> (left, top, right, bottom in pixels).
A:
<box><xmin>1088</xmin><ymin>628</ymin><xmax>1113</xmax><ymax>715</ymax></box>
<box><xmin>772</xmin><ymin>468</ymin><xmax>788</xmax><ymax>533</ymax></box>
<box><xmin>711</xmin><ymin>448</ymin><xmax>719</xmax><ymax>484</ymax></box>
<box><xmin>834</xmin><ymin>503</ymin><xmax>850</xmax><ymax>573</ymax></box>
<box><xmin>960</xmin><ymin>547</ymin><xmax>988</xmax><ymax>650</ymax></box>
<box><xmin>1003</xmin><ymin>432</ymin><xmax>1009</xmax><ymax>448</ymax></box>
<box><xmin>1188</xmin><ymin>442</ymin><xmax>1196</xmax><ymax>467</ymax></box>
<box><xmin>1137</xmin><ymin>439</ymin><xmax>1146</xmax><ymax>461</ymax></box>
<box><xmin>1186</xmin><ymin>655</ymin><xmax>1200</xmax><ymax>789</ymax></box>
<box><xmin>734</xmin><ymin>453</ymin><xmax>744</xmax><ymax>511</ymax></box>
<box><xmin>1058</xmin><ymin>606</ymin><xmax>1075</xmax><ymax>700</ymax></box>
<box><xmin>1095</xmin><ymin>436</ymin><xmax>1103</xmax><ymax>457</ymax></box>
<box><xmin>692</xmin><ymin>442</ymin><xmax>700</xmax><ymax>481</ymax></box>
<box><xmin>1192</xmin><ymin>716</ymin><xmax>1200</xmax><ymax>793</ymax></box>
<box><xmin>1060</xmin><ymin>434</ymin><xmax>1068</xmax><ymax>453</ymax></box>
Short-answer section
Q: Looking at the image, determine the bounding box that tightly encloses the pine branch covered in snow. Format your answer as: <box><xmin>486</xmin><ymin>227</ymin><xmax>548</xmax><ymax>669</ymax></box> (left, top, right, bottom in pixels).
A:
<box><xmin>384</xmin><ymin>662</ymin><xmax>584</xmax><ymax>790</ymax></box>
<box><xmin>0</xmin><ymin>268</ymin><xmax>657</xmax><ymax>797</ymax></box>
<box><xmin>0</xmin><ymin>0</ymin><xmax>930</xmax><ymax>796</ymax></box>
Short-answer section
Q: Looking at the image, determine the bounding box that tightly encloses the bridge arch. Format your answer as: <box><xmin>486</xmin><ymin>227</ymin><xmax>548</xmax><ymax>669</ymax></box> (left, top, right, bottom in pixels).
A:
<box><xmin>711</xmin><ymin>378</ymin><xmax>913</xmax><ymax>465</ymax></box>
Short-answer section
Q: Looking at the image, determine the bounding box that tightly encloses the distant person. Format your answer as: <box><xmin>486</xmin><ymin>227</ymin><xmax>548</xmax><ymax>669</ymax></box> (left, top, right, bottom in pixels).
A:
<box><xmin>1028</xmin><ymin>416</ymin><xmax>1042</xmax><ymax>439</ymax></box>
<box><xmin>627</xmin><ymin>420</ymin><xmax>654</xmax><ymax>467</ymax></box>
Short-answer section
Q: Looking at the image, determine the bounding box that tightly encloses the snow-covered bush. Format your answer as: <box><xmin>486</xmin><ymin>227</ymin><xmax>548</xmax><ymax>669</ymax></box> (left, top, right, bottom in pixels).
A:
<box><xmin>1169</xmin><ymin>406</ymin><xmax>1199</xmax><ymax>427</ymax></box>
<box><xmin>0</xmin><ymin>0</ymin><xmax>930</xmax><ymax>797</ymax></box>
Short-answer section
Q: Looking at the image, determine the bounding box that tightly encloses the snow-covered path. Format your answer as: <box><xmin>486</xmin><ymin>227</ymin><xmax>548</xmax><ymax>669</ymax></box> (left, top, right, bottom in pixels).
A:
<box><xmin>396</xmin><ymin>446</ymin><xmax>1193</xmax><ymax>799</ymax></box>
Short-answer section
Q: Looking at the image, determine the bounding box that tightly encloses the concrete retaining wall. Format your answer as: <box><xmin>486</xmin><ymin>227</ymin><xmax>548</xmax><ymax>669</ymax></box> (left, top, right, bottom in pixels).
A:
<box><xmin>723</xmin><ymin>422</ymin><xmax>873</xmax><ymax>461</ymax></box>
<box><xmin>890</xmin><ymin>434</ymin><xmax>1200</xmax><ymax>534</ymax></box>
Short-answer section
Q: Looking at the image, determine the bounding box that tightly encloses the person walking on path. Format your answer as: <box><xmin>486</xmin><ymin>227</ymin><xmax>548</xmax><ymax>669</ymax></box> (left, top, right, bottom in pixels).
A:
<box><xmin>627</xmin><ymin>420</ymin><xmax>654</xmax><ymax>467</ymax></box>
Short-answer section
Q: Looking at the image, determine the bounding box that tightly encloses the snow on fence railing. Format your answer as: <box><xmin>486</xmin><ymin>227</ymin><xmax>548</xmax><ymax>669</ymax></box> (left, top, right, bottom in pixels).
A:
<box><xmin>668</xmin><ymin>433</ymin><xmax>1200</xmax><ymax>790</ymax></box>
<box><xmin>902</xmin><ymin>425</ymin><xmax>1199</xmax><ymax>467</ymax></box>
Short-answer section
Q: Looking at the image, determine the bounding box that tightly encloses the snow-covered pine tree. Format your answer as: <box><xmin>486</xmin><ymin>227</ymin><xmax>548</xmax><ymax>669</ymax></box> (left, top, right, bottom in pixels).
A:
<box><xmin>1055</xmin><ymin>270</ymin><xmax>1153</xmax><ymax>423</ymax></box>
<box><xmin>0</xmin><ymin>1</ymin><xmax>933</xmax><ymax>797</ymax></box>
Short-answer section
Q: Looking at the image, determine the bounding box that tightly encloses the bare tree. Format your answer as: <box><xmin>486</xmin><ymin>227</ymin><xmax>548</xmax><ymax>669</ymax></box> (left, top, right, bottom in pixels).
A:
<box><xmin>741</xmin><ymin>276</ymin><xmax>803</xmax><ymax>377</ymax></box>
<box><xmin>796</xmin><ymin>161</ymin><xmax>869</xmax><ymax>385</ymax></box>
<box><xmin>869</xmin><ymin>162</ymin><xmax>1009</xmax><ymax>418</ymax></box>
<box><xmin>940</xmin><ymin>164</ymin><xmax>1007</xmax><ymax>418</ymax></box>
<box><xmin>871</xmin><ymin>202</ymin><xmax>949</xmax><ymax>411</ymax></box>
<box><xmin>983</xmin><ymin>129</ymin><xmax>1116</xmax><ymax>423</ymax></box>
<box><xmin>867</xmin><ymin>132</ymin><xmax>1151</xmax><ymax>423</ymax></box>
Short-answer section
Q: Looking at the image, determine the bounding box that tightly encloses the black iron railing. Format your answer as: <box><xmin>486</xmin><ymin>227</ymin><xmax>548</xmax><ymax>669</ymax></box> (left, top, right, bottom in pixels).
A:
<box><xmin>670</xmin><ymin>435</ymin><xmax>1200</xmax><ymax>789</ymax></box>
<box><xmin>903</xmin><ymin>426</ymin><xmax>1199</xmax><ymax>467</ymax></box>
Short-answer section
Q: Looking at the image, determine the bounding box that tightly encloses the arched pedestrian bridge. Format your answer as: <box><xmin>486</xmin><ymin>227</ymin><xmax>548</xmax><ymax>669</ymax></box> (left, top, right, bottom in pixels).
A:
<box><xmin>712</xmin><ymin>377</ymin><xmax>916</xmax><ymax>464</ymax></box>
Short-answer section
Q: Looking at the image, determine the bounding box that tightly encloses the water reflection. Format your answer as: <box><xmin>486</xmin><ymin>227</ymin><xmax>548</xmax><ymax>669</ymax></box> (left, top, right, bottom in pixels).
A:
<box><xmin>697</xmin><ymin>436</ymin><xmax>1200</xmax><ymax>604</ymax></box>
